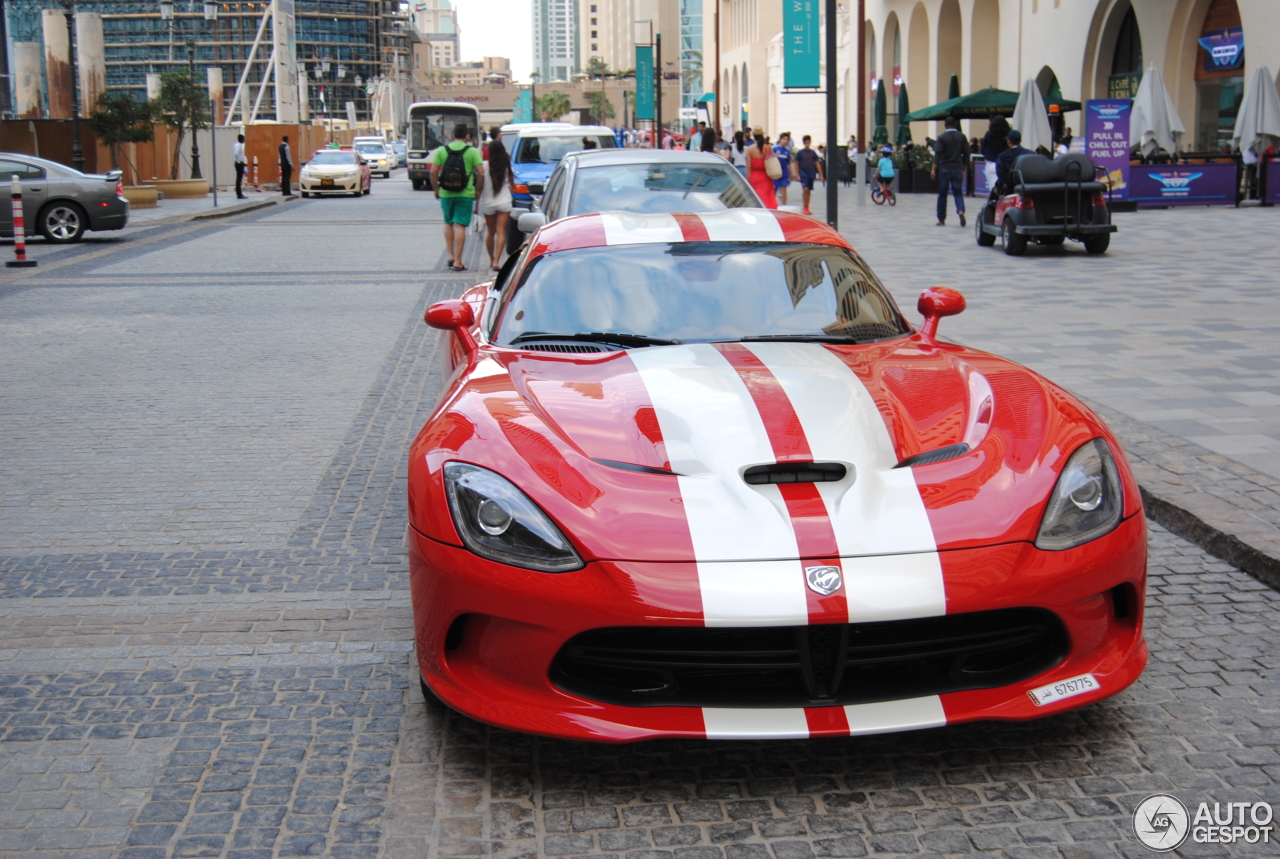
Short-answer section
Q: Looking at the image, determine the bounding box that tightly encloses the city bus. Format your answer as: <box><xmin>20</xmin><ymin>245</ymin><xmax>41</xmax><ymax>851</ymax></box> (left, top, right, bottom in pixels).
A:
<box><xmin>407</xmin><ymin>101</ymin><xmax>483</xmax><ymax>190</ymax></box>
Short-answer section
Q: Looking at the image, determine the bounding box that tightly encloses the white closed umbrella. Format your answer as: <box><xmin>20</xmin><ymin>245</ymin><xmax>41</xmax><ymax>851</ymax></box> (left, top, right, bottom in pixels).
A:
<box><xmin>1233</xmin><ymin>64</ymin><xmax>1280</xmax><ymax>155</ymax></box>
<box><xmin>1011</xmin><ymin>79</ymin><xmax>1054</xmax><ymax>154</ymax></box>
<box><xmin>1129</xmin><ymin>65</ymin><xmax>1185</xmax><ymax>156</ymax></box>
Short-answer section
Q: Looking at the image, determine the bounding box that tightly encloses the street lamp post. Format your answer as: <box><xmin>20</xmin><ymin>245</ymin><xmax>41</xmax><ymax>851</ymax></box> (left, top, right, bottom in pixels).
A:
<box><xmin>59</xmin><ymin>0</ymin><xmax>84</xmax><ymax>172</ymax></box>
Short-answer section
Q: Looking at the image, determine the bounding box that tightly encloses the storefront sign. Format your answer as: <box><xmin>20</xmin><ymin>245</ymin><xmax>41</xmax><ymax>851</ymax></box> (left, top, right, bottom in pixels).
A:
<box><xmin>635</xmin><ymin>46</ymin><xmax>654</xmax><ymax>121</ymax></box>
<box><xmin>1199</xmin><ymin>27</ymin><xmax>1244</xmax><ymax>72</ymax></box>
<box><xmin>1108</xmin><ymin>72</ymin><xmax>1142</xmax><ymax>99</ymax></box>
<box><xmin>783</xmin><ymin>0</ymin><xmax>819</xmax><ymax>89</ymax></box>
<box><xmin>1085</xmin><ymin>99</ymin><xmax>1132</xmax><ymax>201</ymax></box>
<box><xmin>1129</xmin><ymin>162</ymin><xmax>1237</xmax><ymax>207</ymax></box>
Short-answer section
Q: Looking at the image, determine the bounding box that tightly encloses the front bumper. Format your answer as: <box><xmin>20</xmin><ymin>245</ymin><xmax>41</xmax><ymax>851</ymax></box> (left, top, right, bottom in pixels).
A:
<box><xmin>409</xmin><ymin>514</ymin><xmax>1148</xmax><ymax>742</ymax></box>
<box><xmin>300</xmin><ymin>176</ymin><xmax>362</xmax><ymax>194</ymax></box>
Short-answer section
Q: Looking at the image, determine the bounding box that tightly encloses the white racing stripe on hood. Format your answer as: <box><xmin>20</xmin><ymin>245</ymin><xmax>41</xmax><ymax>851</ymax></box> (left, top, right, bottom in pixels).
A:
<box><xmin>742</xmin><ymin>342</ymin><xmax>946</xmax><ymax>623</ymax></box>
<box><xmin>699</xmin><ymin>209</ymin><xmax>786</xmax><ymax>243</ymax></box>
<box><xmin>844</xmin><ymin>696</ymin><xmax>947</xmax><ymax>736</ymax></box>
<box><xmin>600</xmin><ymin>212</ymin><xmax>684</xmax><ymax>245</ymax></box>
<box><xmin>628</xmin><ymin>345</ymin><xmax>808</xmax><ymax>626</ymax></box>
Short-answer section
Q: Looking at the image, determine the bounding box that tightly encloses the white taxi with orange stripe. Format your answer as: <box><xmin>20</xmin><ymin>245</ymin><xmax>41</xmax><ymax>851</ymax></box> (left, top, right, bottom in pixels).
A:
<box><xmin>406</xmin><ymin>209</ymin><xmax>1149</xmax><ymax>742</ymax></box>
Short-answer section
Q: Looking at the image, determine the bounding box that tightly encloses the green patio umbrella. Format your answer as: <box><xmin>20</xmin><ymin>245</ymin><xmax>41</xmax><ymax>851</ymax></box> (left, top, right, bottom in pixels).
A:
<box><xmin>872</xmin><ymin>81</ymin><xmax>889</xmax><ymax>146</ymax></box>
<box><xmin>895</xmin><ymin>83</ymin><xmax>913</xmax><ymax>147</ymax></box>
<box><xmin>902</xmin><ymin>86</ymin><xmax>1082</xmax><ymax>123</ymax></box>
<box><xmin>948</xmin><ymin>73</ymin><xmax>961</xmax><ymax>101</ymax></box>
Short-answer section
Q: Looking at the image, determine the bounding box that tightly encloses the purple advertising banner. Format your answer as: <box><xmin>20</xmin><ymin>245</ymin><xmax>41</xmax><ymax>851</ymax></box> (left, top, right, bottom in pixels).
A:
<box><xmin>1085</xmin><ymin>99</ymin><xmax>1132</xmax><ymax>201</ymax></box>
<box><xmin>973</xmin><ymin>158</ymin><xmax>991</xmax><ymax>195</ymax></box>
<box><xmin>1129</xmin><ymin>163</ymin><xmax>1237</xmax><ymax>207</ymax></box>
<box><xmin>1267</xmin><ymin>159</ymin><xmax>1280</xmax><ymax>205</ymax></box>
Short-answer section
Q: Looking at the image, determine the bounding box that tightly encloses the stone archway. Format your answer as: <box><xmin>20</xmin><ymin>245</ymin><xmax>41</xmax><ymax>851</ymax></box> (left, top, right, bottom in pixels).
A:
<box><xmin>936</xmin><ymin>0</ymin><xmax>962</xmax><ymax>106</ymax></box>
<box><xmin>1082</xmin><ymin>0</ymin><xmax>1143</xmax><ymax>102</ymax></box>
<box><xmin>970</xmin><ymin>0</ymin><xmax>999</xmax><ymax>91</ymax></box>
<box><xmin>906</xmin><ymin>3</ymin><xmax>930</xmax><ymax>135</ymax></box>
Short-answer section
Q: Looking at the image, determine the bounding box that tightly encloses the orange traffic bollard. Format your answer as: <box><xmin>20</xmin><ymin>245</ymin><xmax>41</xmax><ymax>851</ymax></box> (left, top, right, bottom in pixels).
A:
<box><xmin>6</xmin><ymin>174</ymin><xmax>36</xmax><ymax>268</ymax></box>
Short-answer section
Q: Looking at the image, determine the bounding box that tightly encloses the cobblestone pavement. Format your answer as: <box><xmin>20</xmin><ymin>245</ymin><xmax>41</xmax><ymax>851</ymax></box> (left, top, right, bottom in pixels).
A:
<box><xmin>0</xmin><ymin>176</ymin><xmax>1279</xmax><ymax>857</ymax></box>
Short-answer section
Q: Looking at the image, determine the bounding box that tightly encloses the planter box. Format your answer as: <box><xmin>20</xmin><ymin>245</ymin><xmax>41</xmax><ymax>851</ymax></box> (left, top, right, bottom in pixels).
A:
<box><xmin>122</xmin><ymin>185</ymin><xmax>159</xmax><ymax>208</ymax></box>
<box><xmin>911</xmin><ymin>170</ymin><xmax>938</xmax><ymax>194</ymax></box>
<box><xmin>151</xmin><ymin>178</ymin><xmax>209</xmax><ymax>199</ymax></box>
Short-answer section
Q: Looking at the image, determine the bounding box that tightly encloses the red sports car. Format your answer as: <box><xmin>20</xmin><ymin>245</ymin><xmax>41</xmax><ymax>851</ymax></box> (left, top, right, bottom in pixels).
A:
<box><xmin>407</xmin><ymin>209</ymin><xmax>1147</xmax><ymax>742</ymax></box>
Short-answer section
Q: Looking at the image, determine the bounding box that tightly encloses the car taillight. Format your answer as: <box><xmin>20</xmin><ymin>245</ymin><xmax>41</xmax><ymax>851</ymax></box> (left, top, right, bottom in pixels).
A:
<box><xmin>1015</xmin><ymin>194</ymin><xmax>1033</xmax><ymax>210</ymax></box>
<box><xmin>1092</xmin><ymin>192</ymin><xmax>1106</xmax><ymax>207</ymax></box>
<box><xmin>116</xmin><ymin>182</ymin><xmax>123</xmax><ymax>197</ymax></box>
<box><xmin>513</xmin><ymin>184</ymin><xmax>529</xmax><ymax>194</ymax></box>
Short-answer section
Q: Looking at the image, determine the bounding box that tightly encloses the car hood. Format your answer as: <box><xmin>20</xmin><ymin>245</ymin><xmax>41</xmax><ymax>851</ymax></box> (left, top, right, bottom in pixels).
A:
<box><xmin>511</xmin><ymin>162</ymin><xmax>554</xmax><ymax>186</ymax></box>
<box><xmin>409</xmin><ymin>338</ymin><xmax>1137</xmax><ymax>563</ymax></box>
<box><xmin>303</xmin><ymin>163</ymin><xmax>360</xmax><ymax>173</ymax></box>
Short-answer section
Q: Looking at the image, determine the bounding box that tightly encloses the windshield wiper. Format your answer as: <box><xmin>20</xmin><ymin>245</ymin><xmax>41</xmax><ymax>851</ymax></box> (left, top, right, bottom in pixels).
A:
<box><xmin>510</xmin><ymin>332</ymin><xmax>681</xmax><ymax>348</ymax></box>
<box><xmin>722</xmin><ymin>334</ymin><xmax>877</xmax><ymax>344</ymax></box>
<box><xmin>683</xmin><ymin>172</ymin><xmax>706</xmax><ymax>200</ymax></box>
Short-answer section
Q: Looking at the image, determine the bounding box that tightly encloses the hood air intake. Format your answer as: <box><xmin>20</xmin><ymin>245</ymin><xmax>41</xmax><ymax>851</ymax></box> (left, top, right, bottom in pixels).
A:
<box><xmin>895</xmin><ymin>443</ymin><xmax>970</xmax><ymax>469</ymax></box>
<box><xmin>743</xmin><ymin>462</ymin><xmax>847</xmax><ymax>485</ymax></box>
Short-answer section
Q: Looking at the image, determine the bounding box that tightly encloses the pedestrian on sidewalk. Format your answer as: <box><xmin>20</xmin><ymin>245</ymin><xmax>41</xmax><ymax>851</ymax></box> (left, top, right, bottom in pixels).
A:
<box><xmin>431</xmin><ymin>123</ymin><xmax>484</xmax><ymax>272</ymax></box>
<box><xmin>729</xmin><ymin>131</ymin><xmax>748</xmax><ymax>175</ymax></box>
<box><xmin>932</xmin><ymin>116</ymin><xmax>970</xmax><ymax>227</ymax></box>
<box><xmin>746</xmin><ymin>127</ymin><xmax>778</xmax><ymax>209</ymax></box>
<box><xmin>479</xmin><ymin>138</ymin><xmax>514</xmax><ymax>273</ymax></box>
<box><xmin>773</xmin><ymin>132</ymin><xmax>794</xmax><ymax>205</ymax></box>
<box><xmin>981</xmin><ymin>115</ymin><xmax>1010</xmax><ymax>191</ymax></box>
<box><xmin>233</xmin><ymin>134</ymin><xmax>247</xmax><ymax>199</ymax></box>
<box><xmin>794</xmin><ymin>135</ymin><xmax>823</xmax><ymax>215</ymax></box>
<box><xmin>278</xmin><ymin>135</ymin><xmax>294</xmax><ymax>197</ymax></box>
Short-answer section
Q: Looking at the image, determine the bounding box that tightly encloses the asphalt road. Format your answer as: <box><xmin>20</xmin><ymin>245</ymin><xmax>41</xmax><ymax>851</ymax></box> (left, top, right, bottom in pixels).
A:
<box><xmin>0</xmin><ymin>172</ymin><xmax>1277</xmax><ymax>858</ymax></box>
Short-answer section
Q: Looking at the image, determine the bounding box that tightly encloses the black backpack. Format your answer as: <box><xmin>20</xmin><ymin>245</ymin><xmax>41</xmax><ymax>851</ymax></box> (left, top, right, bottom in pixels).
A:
<box><xmin>437</xmin><ymin>144</ymin><xmax>472</xmax><ymax>192</ymax></box>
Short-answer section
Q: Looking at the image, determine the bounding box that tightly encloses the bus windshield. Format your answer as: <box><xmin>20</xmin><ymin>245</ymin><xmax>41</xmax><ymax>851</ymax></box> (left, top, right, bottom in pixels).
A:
<box><xmin>410</xmin><ymin>107</ymin><xmax>481</xmax><ymax>152</ymax></box>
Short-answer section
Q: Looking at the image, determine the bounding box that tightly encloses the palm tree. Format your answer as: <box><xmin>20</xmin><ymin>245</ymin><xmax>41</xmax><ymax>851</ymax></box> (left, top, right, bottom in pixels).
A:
<box><xmin>681</xmin><ymin>50</ymin><xmax>702</xmax><ymax>93</ymax></box>
<box><xmin>585</xmin><ymin>57</ymin><xmax>610</xmax><ymax>80</ymax></box>
<box><xmin>587</xmin><ymin>91</ymin><xmax>615</xmax><ymax>125</ymax></box>
<box><xmin>537</xmin><ymin>91</ymin><xmax>572</xmax><ymax>121</ymax></box>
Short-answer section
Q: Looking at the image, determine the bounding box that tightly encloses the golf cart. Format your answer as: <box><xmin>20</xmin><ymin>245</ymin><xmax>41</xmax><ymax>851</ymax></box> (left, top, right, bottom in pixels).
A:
<box><xmin>975</xmin><ymin>152</ymin><xmax>1116</xmax><ymax>255</ymax></box>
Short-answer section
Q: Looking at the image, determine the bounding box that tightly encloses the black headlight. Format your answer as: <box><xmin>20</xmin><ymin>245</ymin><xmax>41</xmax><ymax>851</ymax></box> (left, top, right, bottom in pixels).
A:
<box><xmin>1035</xmin><ymin>439</ymin><xmax>1123</xmax><ymax>551</ymax></box>
<box><xmin>444</xmin><ymin>462</ymin><xmax>583</xmax><ymax>572</ymax></box>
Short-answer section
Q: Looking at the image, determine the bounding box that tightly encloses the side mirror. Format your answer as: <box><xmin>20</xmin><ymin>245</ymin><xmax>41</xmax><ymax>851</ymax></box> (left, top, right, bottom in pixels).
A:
<box><xmin>425</xmin><ymin>299</ymin><xmax>478</xmax><ymax>355</ymax></box>
<box><xmin>518</xmin><ymin>212</ymin><xmax>547</xmax><ymax>233</ymax></box>
<box><xmin>527</xmin><ymin>182</ymin><xmax>545</xmax><ymax>195</ymax></box>
<box><xmin>916</xmin><ymin>287</ymin><xmax>966</xmax><ymax>345</ymax></box>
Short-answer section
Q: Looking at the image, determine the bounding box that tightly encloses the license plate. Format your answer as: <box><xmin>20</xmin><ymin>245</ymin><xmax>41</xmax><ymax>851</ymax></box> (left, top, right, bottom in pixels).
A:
<box><xmin>1027</xmin><ymin>673</ymin><xmax>1099</xmax><ymax>706</ymax></box>
<box><xmin>321</xmin><ymin>178</ymin><xmax>334</xmax><ymax>186</ymax></box>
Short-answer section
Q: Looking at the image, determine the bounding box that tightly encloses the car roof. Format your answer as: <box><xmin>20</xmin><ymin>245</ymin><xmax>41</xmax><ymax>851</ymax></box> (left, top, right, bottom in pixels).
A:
<box><xmin>562</xmin><ymin>149</ymin><xmax>736</xmax><ymax>168</ymax></box>
<box><xmin>503</xmin><ymin>124</ymin><xmax>615</xmax><ymax>138</ymax></box>
<box><xmin>527</xmin><ymin>210</ymin><xmax>851</xmax><ymax>262</ymax></box>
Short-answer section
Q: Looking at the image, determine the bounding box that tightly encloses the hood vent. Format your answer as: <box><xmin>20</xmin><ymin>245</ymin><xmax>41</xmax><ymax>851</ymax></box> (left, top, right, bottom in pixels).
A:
<box><xmin>743</xmin><ymin>462</ymin><xmax>847</xmax><ymax>485</ymax></box>
<box><xmin>520</xmin><ymin>341</ymin><xmax>612</xmax><ymax>353</ymax></box>
<box><xmin>895</xmin><ymin>443</ymin><xmax>971</xmax><ymax>469</ymax></box>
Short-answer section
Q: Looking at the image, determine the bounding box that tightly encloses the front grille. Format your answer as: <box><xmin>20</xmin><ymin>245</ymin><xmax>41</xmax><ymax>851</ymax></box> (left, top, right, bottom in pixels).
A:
<box><xmin>550</xmin><ymin>608</ymin><xmax>1067</xmax><ymax>708</ymax></box>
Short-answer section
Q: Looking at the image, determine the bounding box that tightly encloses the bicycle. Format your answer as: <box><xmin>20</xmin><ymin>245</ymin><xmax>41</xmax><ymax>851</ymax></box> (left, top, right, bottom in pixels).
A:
<box><xmin>871</xmin><ymin>179</ymin><xmax>896</xmax><ymax>206</ymax></box>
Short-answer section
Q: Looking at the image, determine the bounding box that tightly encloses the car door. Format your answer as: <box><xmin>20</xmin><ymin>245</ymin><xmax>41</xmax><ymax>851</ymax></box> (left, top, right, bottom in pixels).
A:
<box><xmin>540</xmin><ymin>166</ymin><xmax>567</xmax><ymax>222</ymax></box>
<box><xmin>0</xmin><ymin>159</ymin><xmax>48</xmax><ymax>236</ymax></box>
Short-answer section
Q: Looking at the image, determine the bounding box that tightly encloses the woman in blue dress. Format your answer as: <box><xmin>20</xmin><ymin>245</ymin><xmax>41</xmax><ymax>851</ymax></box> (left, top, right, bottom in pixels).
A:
<box><xmin>772</xmin><ymin>132</ymin><xmax>794</xmax><ymax>205</ymax></box>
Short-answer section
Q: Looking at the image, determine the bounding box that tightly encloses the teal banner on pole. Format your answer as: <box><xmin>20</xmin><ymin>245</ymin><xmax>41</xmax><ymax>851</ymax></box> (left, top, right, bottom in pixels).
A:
<box><xmin>783</xmin><ymin>0</ymin><xmax>820</xmax><ymax>88</ymax></box>
<box><xmin>514</xmin><ymin>89</ymin><xmax>532</xmax><ymax>123</ymax></box>
<box><xmin>635</xmin><ymin>45</ymin><xmax>654</xmax><ymax>120</ymax></box>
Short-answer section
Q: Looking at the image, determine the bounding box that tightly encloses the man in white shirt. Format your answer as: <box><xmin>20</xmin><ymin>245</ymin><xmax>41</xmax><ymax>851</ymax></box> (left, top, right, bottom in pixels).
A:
<box><xmin>232</xmin><ymin>134</ymin><xmax>247</xmax><ymax>199</ymax></box>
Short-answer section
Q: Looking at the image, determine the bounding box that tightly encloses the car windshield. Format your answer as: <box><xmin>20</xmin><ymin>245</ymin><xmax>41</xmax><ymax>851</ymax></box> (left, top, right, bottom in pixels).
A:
<box><xmin>569</xmin><ymin>163</ymin><xmax>758</xmax><ymax>215</ymax></box>
<box><xmin>496</xmin><ymin>242</ymin><xmax>909</xmax><ymax>346</ymax></box>
<box><xmin>355</xmin><ymin>143</ymin><xmax>385</xmax><ymax>155</ymax></box>
<box><xmin>516</xmin><ymin>135</ymin><xmax>615</xmax><ymax>164</ymax></box>
<box><xmin>309</xmin><ymin>151</ymin><xmax>357</xmax><ymax>165</ymax></box>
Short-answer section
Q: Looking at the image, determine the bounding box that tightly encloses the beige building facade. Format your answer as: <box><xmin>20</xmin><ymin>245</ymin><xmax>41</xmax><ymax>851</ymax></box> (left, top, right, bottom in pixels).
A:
<box><xmin>706</xmin><ymin>0</ymin><xmax>1280</xmax><ymax>149</ymax></box>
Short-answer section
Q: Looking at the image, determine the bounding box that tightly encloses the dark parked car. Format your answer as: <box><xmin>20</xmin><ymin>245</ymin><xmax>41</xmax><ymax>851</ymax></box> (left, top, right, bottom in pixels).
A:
<box><xmin>0</xmin><ymin>153</ymin><xmax>128</xmax><ymax>243</ymax></box>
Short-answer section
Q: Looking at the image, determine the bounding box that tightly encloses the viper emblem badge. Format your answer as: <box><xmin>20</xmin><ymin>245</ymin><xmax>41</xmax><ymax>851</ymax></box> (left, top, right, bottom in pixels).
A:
<box><xmin>805</xmin><ymin>565</ymin><xmax>842</xmax><ymax>596</ymax></box>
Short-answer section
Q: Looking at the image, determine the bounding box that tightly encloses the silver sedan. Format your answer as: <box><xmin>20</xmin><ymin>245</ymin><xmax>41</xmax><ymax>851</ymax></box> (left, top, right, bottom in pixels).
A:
<box><xmin>0</xmin><ymin>153</ymin><xmax>129</xmax><ymax>243</ymax></box>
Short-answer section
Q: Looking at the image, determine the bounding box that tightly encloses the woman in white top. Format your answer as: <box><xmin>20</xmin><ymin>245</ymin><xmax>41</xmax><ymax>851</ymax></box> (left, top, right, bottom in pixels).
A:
<box><xmin>728</xmin><ymin>130</ymin><xmax>749</xmax><ymax>176</ymax></box>
<box><xmin>478</xmin><ymin>139</ymin><xmax>516</xmax><ymax>271</ymax></box>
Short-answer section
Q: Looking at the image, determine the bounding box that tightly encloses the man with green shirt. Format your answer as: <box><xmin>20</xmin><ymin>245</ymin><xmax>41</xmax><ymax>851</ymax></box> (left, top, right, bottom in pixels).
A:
<box><xmin>430</xmin><ymin>123</ymin><xmax>484</xmax><ymax>271</ymax></box>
